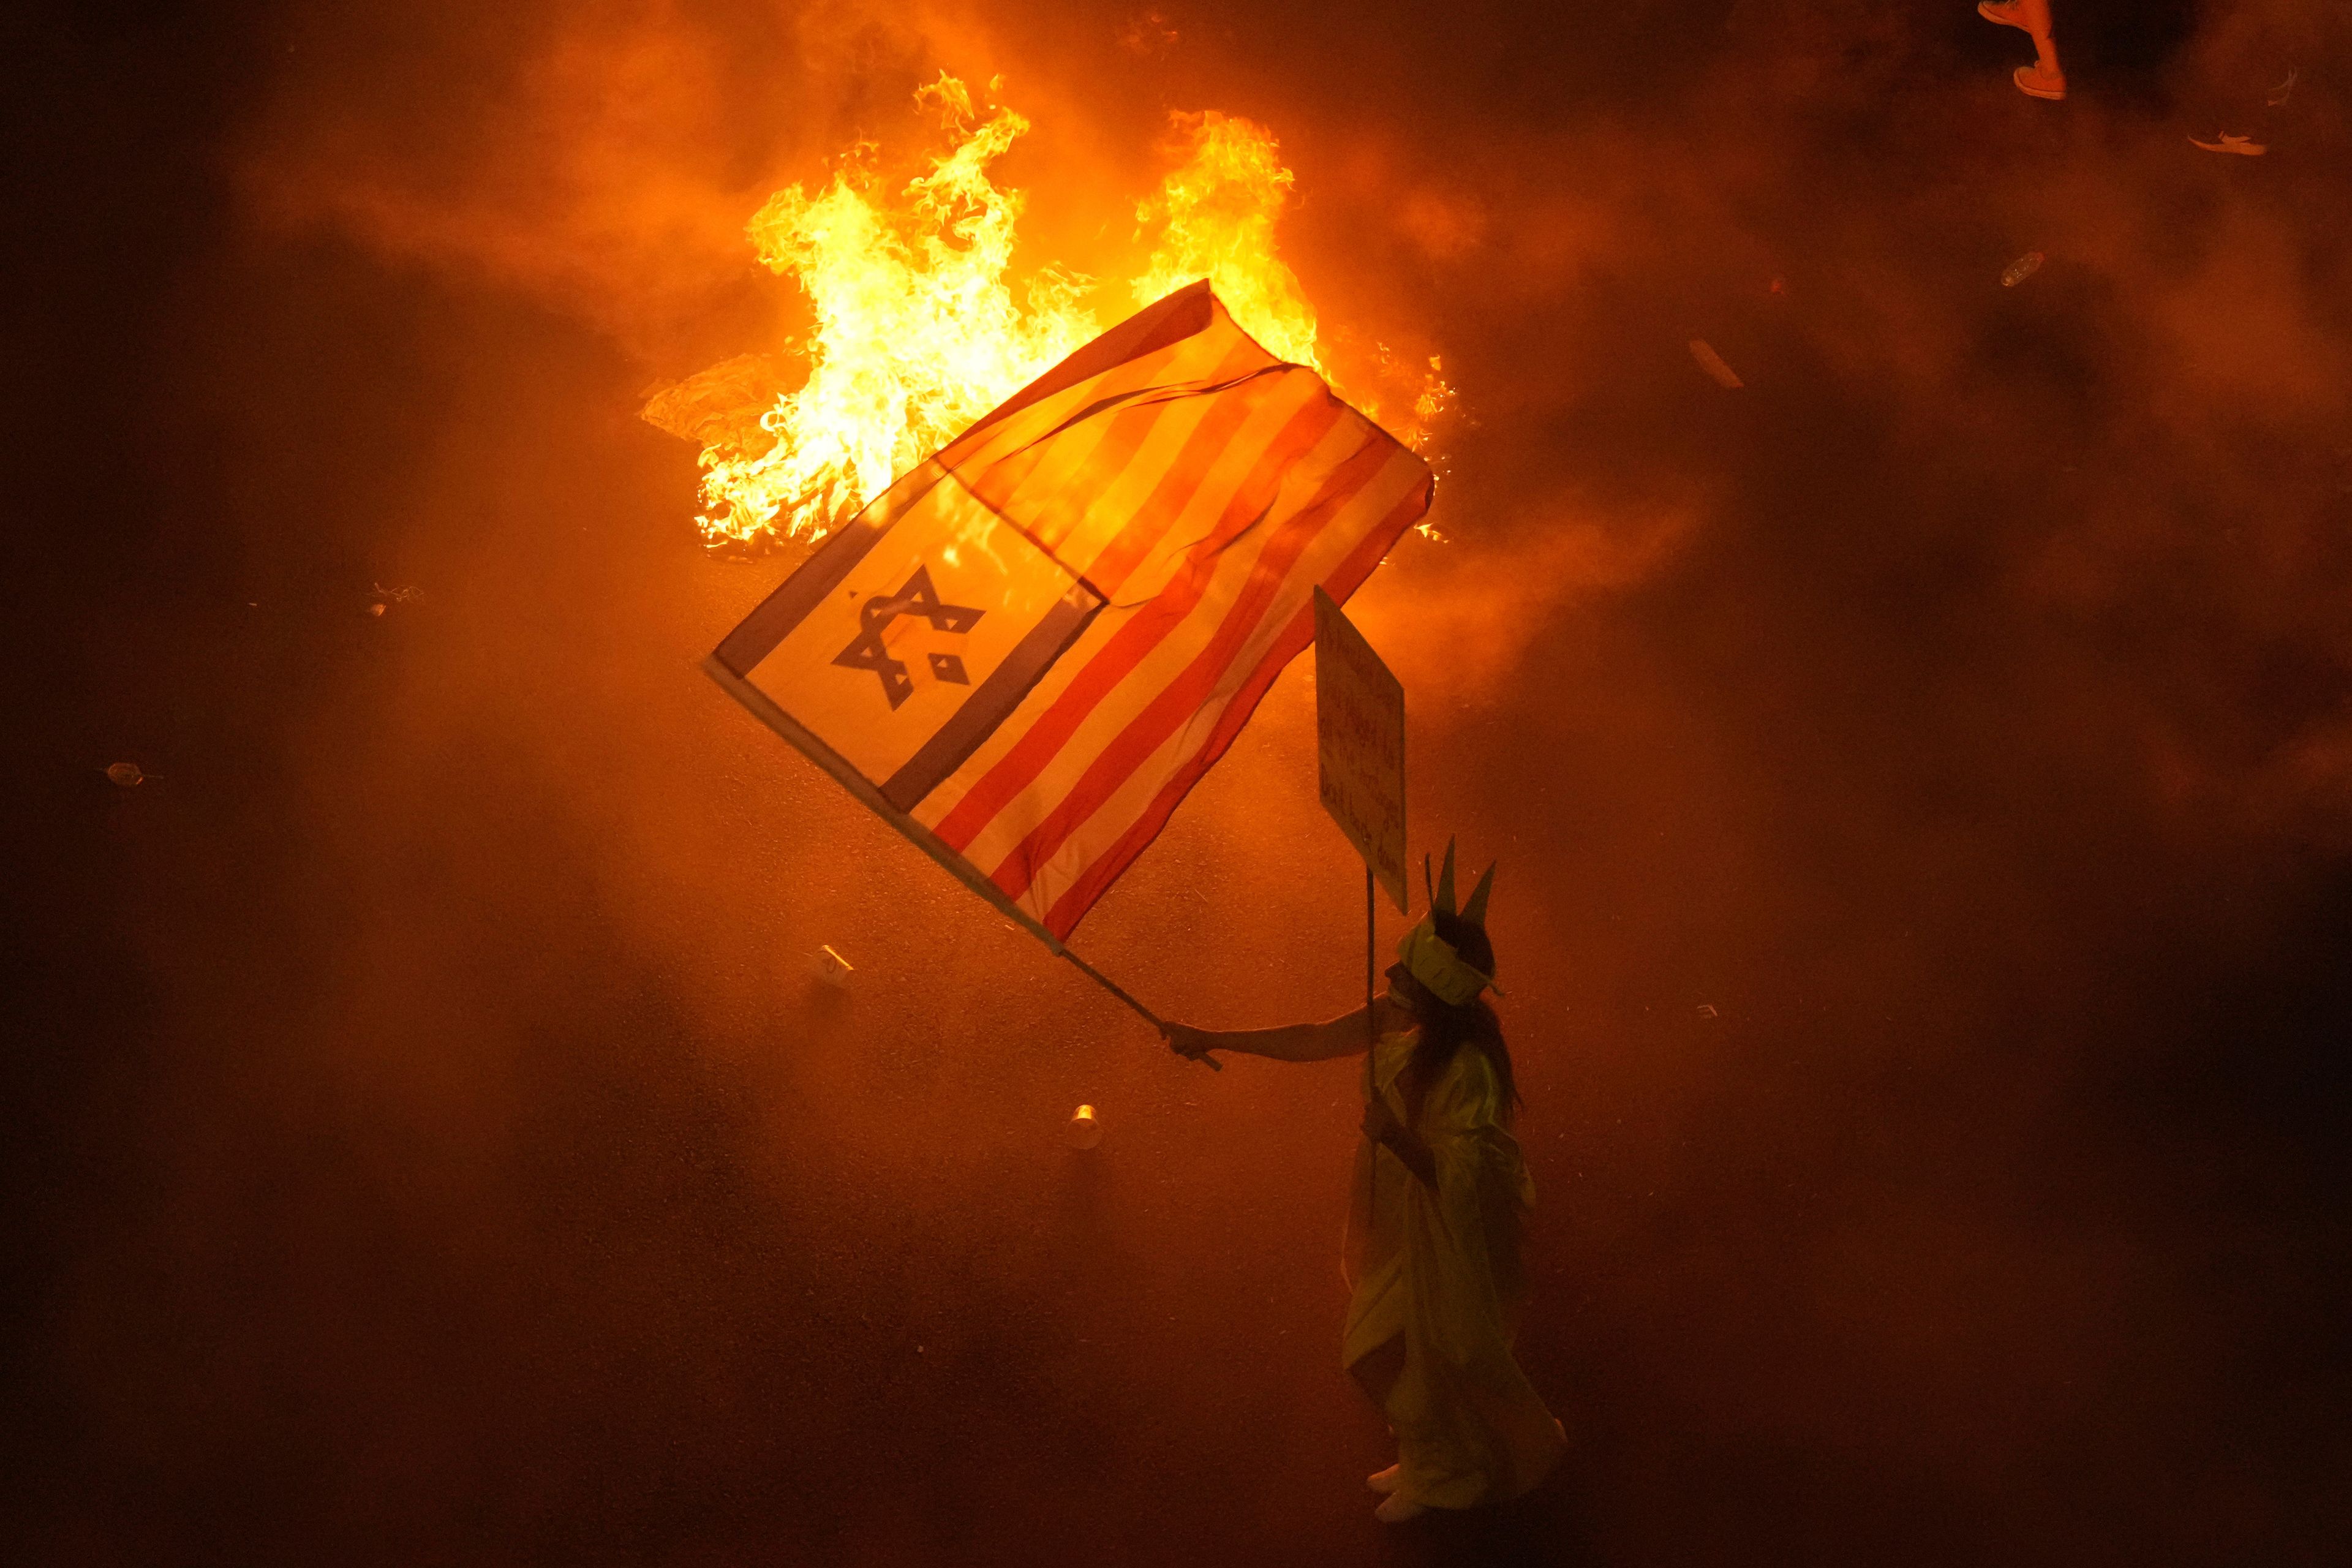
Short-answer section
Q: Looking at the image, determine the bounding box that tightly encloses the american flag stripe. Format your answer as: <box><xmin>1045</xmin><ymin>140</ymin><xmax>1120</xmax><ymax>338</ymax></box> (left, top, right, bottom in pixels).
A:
<box><xmin>981</xmin><ymin>442</ymin><xmax>1386</xmax><ymax>895</ymax></box>
<box><xmin>919</xmin><ymin>378</ymin><xmax>1348</xmax><ymax>852</ymax></box>
<box><xmin>965</xmin><ymin>363</ymin><xmax>1234</xmax><ymax>559</ymax></box>
<box><xmin>992</xmin><ymin>440</ymin><xmax>1427</xmax><ymax>928</ymax></box>
<box><xmin>972</xmin><ymin>340</ymin><xmax>1267</xmax><ymax>557</ymax></box>
<box><xmin>911</xmin><ymin>388</ymin><xmax>1321</xmax><ymax>851</ymax></box>
<box><xmin>934</xmin><ymin>285</ymin><xmax>1223</xmax><ymax>467</ymax></box>
<box><xmin>1060</xmin><ymin>370</ymin><xmax>1335</xmax><ymax>594</ymax></box>
<box><xmin>1036</xmin><ymin>475</ymin><xmax>1428</xmax><ymax>932</ymax></box>
<box><xmin>940</xmin><ymin>325</ymin><xmax>1234</xmax><ymax>489</ymax></box>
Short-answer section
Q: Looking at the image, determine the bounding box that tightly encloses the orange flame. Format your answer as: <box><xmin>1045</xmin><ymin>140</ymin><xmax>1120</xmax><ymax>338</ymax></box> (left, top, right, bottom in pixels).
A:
<box><xmin>1130</xmin><ymin>111</ymin><xmax>1321</xmax><ymax>374</ymax></box>
<box><xmin>645</xmin><ymin>76</ymin><xmax>1447</xmax><ymax>551</ymax></box>
<box><xmin>645</xmin><ymin>75</ymin><xmax>1096</xmax><ymax>548</ymax></box>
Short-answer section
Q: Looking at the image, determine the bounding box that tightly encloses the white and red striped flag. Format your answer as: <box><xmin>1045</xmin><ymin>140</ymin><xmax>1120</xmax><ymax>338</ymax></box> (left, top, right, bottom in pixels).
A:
<box><xmin>707</xmin><ymin>280</ymin><xmax>1431</xmax><ymax>957</ymax></box>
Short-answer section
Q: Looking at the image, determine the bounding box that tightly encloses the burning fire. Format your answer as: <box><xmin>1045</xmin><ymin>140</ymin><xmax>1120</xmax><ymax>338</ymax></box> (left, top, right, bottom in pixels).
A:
<box><xmin>644</xmin><ymin>74</ymin><xmax>1447</xmax><ymax>551</ymax></box>
<box><xmin>1130</xmin><ymin>111</ymin><xmax>1322</xmax><ymax>375</ymax></box>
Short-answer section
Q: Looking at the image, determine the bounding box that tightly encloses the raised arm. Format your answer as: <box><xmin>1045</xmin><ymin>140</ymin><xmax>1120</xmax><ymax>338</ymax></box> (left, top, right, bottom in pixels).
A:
<box><xmin>1163</xmin><ymin>993</ymin><xmax>1408</xmax><ymax>1065</ymax></box>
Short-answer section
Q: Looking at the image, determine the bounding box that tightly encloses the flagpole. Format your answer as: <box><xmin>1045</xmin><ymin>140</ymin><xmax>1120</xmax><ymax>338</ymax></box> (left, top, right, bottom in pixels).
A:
<box><xmin>703</xmin><ymin>654</ymin><xmax>1218</xmax><ymax>1071</ymax></box>
<box><xmin>1054</xmin><ymin>947</ymin><xmax>1218</xmax><ymax>1068</ymax></box>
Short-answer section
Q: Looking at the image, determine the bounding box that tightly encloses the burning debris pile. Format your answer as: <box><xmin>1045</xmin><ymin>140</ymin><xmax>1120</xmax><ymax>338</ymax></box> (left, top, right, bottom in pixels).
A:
<box><xmin>643</xmin><ymin>74</ymin><xmax>1447</xmax><ymax>551</ymax></box>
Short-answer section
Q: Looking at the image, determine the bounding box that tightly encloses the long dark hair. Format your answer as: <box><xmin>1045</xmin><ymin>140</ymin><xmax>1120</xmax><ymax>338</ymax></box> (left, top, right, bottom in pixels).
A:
<box><xmin>1395</xmin><ymin>911</ymin><xmax>1523</xmax><ymax>1128</ymax></box>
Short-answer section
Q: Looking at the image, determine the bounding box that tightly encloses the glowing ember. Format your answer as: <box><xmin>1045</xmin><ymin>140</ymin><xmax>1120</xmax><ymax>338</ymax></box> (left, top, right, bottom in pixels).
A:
<box><xmin>646</xmin><ymin>75</ymin><xmax>1448</xmax><ymax>552</ymax></box>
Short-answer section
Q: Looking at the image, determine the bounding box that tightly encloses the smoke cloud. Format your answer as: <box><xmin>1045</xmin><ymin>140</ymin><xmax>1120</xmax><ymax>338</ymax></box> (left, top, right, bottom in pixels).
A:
<box><xmin>17</xmin><ymin>1</ymin><xmax>2352</xmax><ymax>1562</ymax></box>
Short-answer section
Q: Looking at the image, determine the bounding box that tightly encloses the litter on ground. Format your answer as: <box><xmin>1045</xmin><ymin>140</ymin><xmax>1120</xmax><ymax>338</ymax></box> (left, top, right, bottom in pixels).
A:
<box><xmin>1688</xmin><ymin>339</ymin><xmax>1743</xmax><ymax>390</ymax></box>
<box><xmin>811</xmin><ymin>944</ymin><xmax>855</xmax><ymax>987</ymax></box>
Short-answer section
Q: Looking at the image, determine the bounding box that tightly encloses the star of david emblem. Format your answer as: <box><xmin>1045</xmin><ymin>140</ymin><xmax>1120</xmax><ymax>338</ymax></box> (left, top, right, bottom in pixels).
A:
<box><xmin>832</xmin><ymin>563</ymin><xmax>985</xmax><ymax>710</ymax></box>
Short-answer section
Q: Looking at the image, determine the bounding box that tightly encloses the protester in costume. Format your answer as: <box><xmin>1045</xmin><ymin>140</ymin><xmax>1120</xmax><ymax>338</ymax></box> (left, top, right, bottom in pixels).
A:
<box><xmin>1161</xmin><ymin>843</ymin><xmax>1567</xmax><ymax>1523</ymax></box>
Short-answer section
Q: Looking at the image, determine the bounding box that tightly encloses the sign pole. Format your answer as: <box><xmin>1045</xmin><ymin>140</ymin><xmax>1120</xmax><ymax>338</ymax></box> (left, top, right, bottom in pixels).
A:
<box><xmin>1365</xmin><ymin>865</ymin><xmax>1376</xmax><ymax>1066</ymax></box>
<box><xmin>1313</xmin><ymin>586</ymin><xmax>1406</xmax><ymax>1292</ymax></box>
<box><xmin>1364</xmin><ymin>863</ymin><xmax>1377</xmax><ymax>1176</ymax></box>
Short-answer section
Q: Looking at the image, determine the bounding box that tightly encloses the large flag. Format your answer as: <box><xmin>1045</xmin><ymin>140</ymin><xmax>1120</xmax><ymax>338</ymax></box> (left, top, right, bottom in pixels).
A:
<box><xmin>707</xmin><ymin>280</ymin><xmax>1433</xmax><ymax>946</ymax></box>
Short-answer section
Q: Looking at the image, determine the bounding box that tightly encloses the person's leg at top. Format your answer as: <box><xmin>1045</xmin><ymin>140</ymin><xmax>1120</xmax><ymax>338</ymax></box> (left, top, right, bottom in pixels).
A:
<box><xmin>1980</xmin><ymin>0</ymin><xmax>2065</xmax><ymax>100</ymax></box>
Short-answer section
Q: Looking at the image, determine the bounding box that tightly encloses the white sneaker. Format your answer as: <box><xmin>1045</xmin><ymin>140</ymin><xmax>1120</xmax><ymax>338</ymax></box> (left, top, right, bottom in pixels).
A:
<box><xmin>1366</xmin><ymin>1463</ymin><xmax>1401</xmax><ymax>1494</ymax></box>
<box><xmin>1374</xmin><ymin>1492</ymin><xmax>1428</xmax><ymax>1523</ymax></box>
<box><xmin>2014</xmin><ymin>62</ymin><xmax>2067</xmax><ymax>100</ymax></box>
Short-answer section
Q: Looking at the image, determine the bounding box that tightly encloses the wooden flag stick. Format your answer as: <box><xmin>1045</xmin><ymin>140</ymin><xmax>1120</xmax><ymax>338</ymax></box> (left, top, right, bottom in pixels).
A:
<box><xmin>1055</xmin><ymin>947</ymin><xmax>1219</xmax><ymax>1069</ymax></box>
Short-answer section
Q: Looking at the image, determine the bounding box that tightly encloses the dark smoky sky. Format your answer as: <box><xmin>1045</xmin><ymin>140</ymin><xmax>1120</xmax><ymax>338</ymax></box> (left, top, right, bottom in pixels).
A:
<box><xmin>9</xmin><ymin>2</ymin><xmax>2352</xmax><ymax>1564</ymax></box>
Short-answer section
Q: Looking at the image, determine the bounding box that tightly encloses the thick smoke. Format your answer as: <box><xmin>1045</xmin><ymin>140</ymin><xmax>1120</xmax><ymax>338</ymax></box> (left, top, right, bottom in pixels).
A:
<box><xmin>17</xmin><ymin>2</ymin><xmax>2352</xmax><ymax>1564</ymax></box>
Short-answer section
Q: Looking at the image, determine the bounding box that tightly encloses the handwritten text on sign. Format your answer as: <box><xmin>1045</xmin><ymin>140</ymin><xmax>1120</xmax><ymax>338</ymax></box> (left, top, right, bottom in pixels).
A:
<box><xmin>1313</xmin><ymin>586</ymin><xmax>1407</xmax><ymax>913</ymax></box>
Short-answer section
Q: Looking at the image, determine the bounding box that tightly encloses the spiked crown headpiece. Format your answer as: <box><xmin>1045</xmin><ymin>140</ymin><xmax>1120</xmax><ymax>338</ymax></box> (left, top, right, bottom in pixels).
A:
<box><xmin>1394</xmin><ymin>839</ymin><xmax>1501</xmax><ymax>1007</ymax></box>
